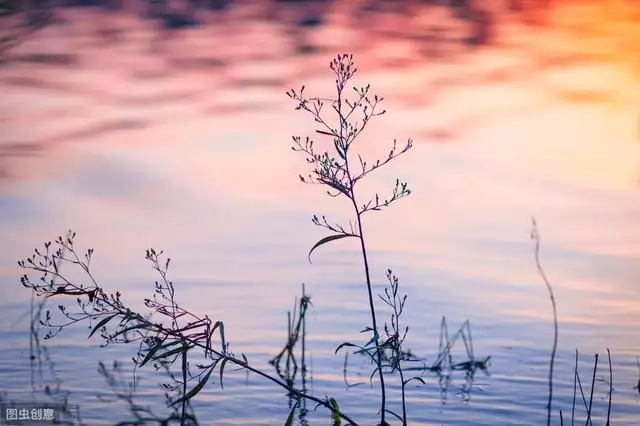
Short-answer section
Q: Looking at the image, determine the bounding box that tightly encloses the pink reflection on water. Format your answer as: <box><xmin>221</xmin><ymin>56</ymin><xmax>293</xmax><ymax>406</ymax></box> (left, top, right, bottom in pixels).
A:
<box><xmin>0</xmin><ymin>0</ymin><xmax>638</xmax><ymax>369</ymax></box>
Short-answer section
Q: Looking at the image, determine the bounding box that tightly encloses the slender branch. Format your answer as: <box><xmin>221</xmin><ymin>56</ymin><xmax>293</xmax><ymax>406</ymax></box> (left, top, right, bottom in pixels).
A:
<box><xmin>606</xmin><ymin>348</ymin><xmax>612</xmax><ymax>426</ymax></box>
<box><xmin>586</xmin><ymin>354</ymin><xmax>599</xmax><ymax>426</ymax></box>
<box><xmin>531</xmin><ymin>218</ymin><xmax>558</xmax><ymax>426</ymax></box>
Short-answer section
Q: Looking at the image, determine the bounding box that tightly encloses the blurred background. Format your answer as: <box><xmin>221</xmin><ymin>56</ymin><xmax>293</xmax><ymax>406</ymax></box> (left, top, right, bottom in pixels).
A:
<box><xmin>0</xmin><ymin>0</ymin><xmax>639</xmax><ymax>425</ymax></box>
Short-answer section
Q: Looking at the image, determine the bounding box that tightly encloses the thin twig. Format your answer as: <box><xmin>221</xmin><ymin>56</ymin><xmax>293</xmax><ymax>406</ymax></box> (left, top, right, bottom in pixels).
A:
<box><xmin>572</xmin><ymin>349</ymin><xmax>578</xmax><ymax>426</ymax></box>
<box><xmin>586</xmin><ymin>354</ymin><xmax>599</xmax><ymax>426</ymax></box>
<box><xmin>531</xmin><ymin>218</ymin><xmax>558</xmax><ymax>426</ymax></box>
<box><xmin>606</xmin><ymin>348</ymin><xmax>612</xmax><ymax>426</ymax></box>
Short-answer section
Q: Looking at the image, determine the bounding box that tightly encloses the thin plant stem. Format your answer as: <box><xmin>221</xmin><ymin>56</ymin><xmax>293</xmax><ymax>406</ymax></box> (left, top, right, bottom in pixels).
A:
<box><xmin>338</xmin><ymin>65</ymin><xmax>387</xmax><ymax>424</ymax></box>
<box><xmin>531</xmin><ymin>217</ymin><xmax>558</xmax><ymax>426</ymax></box>
<box><xmin>586</xmin><ymin>354</ymin><xmax>599</xmax><ymax>426</ymax></box>
<box><xmin>399</xmin><ymin>367</ymin><xmax>407</xmax><ymax>426</ymax></box>
<box><xmin>289</xmin><ymin>54</ymin><xmax>411</xmax><ymax>425</ymax></box>
<box><xmin>572</xmin><ymin>349</ymin><xmax>578</xmax><ymax>426</ymax></box>
<box><xmin>606</xmin><ymin>348</ymin><xmax>612</xmax><ymax>426</ymax></box>
<box><xmin>354</xmin><ymin>199</ymin><xmax>387</xmax><ymax>424</ymax></box>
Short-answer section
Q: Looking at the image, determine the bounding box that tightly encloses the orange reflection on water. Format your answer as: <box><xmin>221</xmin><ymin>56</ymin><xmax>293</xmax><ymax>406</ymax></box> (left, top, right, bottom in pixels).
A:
<box><xmin>0</xmin><ymin>0</ymin><xmax>638</xmax><ymax>368</ymax></box>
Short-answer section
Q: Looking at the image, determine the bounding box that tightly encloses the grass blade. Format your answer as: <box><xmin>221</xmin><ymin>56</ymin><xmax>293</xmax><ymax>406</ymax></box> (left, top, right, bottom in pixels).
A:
<box><xmin>88</xmin><ymin>314</ymin><xmax>118</xmax><ymax>338</ymax></box>
<box><xmin>284</xmin><ymin>399</ymin><xmax>300</xmax><ymax>426</ymax></box>
<box><xmin>170</xmin><ymin>366</ymin><xmax>214</xmax><ymax>407</ymax></box>
<box><xmin>606</xmin><ymin>349</ymin><xmax>612</xmax><ymax>426</ymax></box>
<box><xmin>308</xmin><ymin>234</ymin><xmax>356</xmax><ymax>263</ymax></box>
<box><xmin>329</xmin><ymin>398</ymin><xmax>341</xmax><ymax>426</ymax></box>
<box><xmin>219</xmin><ymin>358</ymin><xmax>229</xmax><ymax>389</ymax></box>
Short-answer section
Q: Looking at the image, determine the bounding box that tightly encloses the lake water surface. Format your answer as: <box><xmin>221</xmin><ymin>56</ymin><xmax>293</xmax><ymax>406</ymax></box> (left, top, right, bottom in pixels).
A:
<box><xmin>1</xmin><ymin>1</ymin><xmax>639</xmax><ymax>425</ymax></box>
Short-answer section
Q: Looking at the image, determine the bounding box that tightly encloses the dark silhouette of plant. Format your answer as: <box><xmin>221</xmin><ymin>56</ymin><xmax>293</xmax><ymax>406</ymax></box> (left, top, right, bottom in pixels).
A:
<box><xmin>345</xmin><ymin>269</ymin><xmax>431</xmax><ymax>424</ymax></box>
<box><xmin>339</xmin><ymin>284</ymin><xmax>491</xmax><ymax>424</ymax></box>
<box><xmin>558</xmin><ymin>349</ymin><xmax>614</xmax><ymax>426</ymax></box>
<box><xmin>97</xmin><ymin>359</ymin><xmax>200</xmax><ymax>426</ymax></box>
<box><xmin>531</xmin><ymin>220</ymin><xmax>618</xmax><ymax>426</ymax></box>
<box><xmin>270</xmin><ymin>284</ymin><xmax>312</xmax><ymax>426</ymax></box>
<box><xmin>334</xmin><ymin>269</ymin><xmax>423</xmax><ymax>424</ymax></box>
<box><xmin>17</xmin><ymin>232</ymin><xmax>359</xmax><ymax>425</ymax></box>
<box><xmin>8</xmin><ymin>289</ymin><xmax>203</xmax><ymax>426</ymax></box>
<box><xmin>270</xmin><ymin>283</ymin><xmax>311</xmax><ymax>381</ymax></box>
<box><xmin>287</xmin><ymin>53</ymin><xmax>412</xmax><ymax>425</ymax></box>
<box><xmin>377</xmin><ymin>269</ymin><xmax>417</xmax><ymax>424</ymax></box>
<box><xmin>15</xmin><ymin>53</ymin><xmax>492</xmax><ymax>426</ymax></box>
<box><xmin>531</xmin><ymin>218</ymin><xmax>559</xmax><ymax>426</ymax></box>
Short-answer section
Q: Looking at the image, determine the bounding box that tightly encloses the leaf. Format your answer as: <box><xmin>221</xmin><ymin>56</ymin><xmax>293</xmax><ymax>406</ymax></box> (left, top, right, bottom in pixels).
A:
<box><xmin>353</xmin><ymin>346</ymin><xmax>378</xmax><ymax>361</ymax></box>
<box><xmin>316</xmin><ymin>129</ymin><xmax>335</xmax><ymax>137</ymax></box>
<box><xmin>170</xmin><ymin>367</ymin><xmax>214</xmax><ymax>407</ymax></box>
<box><xmin>284</xmin><ymin>399</ymin><xmax>300</xmax><ymax>426</ymax></box>
<box><xmin>335</xmin><ymin>342</ymin><xmax>362</xmax><ymax>355</ymax></box>
<box><xmin>110</xmin><ymin>322</ymin><xmax>149</xmax><ymax>340</ymax></box>
<box><xmin>219</xmin><ymin>358</ymin><xmax>229</xmax><ymax>389</ymax></box>
<box><xmin>404</xmin><ymin>376</ymin><xmax>426</xmax><ymax>386</ymax></box>
<box><xmin>368</xmin><ymin>367</ymin><xmax>379</xmax><ymax>386</ymax></box>
<box><xmin>148</xmin><ymin>344</ymin><xmax>190</xmax><ymax>365</ymax></box>
<box><xmin>329</xmin><ymin>398</ymin><xmax>341</xmax><ymax>426</ymax></box>
<box><xmin>322</xmin><ymin>179</ymin><xmax>349</xmax><ymax>196</ymax></box>
<box><xmin>88</xmin><ymin>314</ymin><xmax>118</xmax><ymax>338</ymax></box>
<box><xmin>180</xmin><ymin>320</ymin><xmax>206</xmax><ymax>333</ymax></box>
<box><xmin>219</xmin><ymin>322</ymin><xmax>227</xmax><ymax>354</ymax></box>
<box><xmin>209</xmin><ymin>321</ymin><xmax>221</xmax><ymax>342</ymax></box>
<box><xmin>139</xmin><ymin>338</ymin><xmax>174</xmax><ymax>367</ymax></box>
<box><xmin>334</xmin><ymin>139</ymin><xmax>345</xmax><ymax>160</ymax></box>
<box><xmin>308</xmin><ymin>234</ymin><xmax>357</xmax><ymax>263</ymax></box>
<box><xmin>364</xmin><ymin>330</ymin><xmax>379</xmax><ymax>348</ymax></box>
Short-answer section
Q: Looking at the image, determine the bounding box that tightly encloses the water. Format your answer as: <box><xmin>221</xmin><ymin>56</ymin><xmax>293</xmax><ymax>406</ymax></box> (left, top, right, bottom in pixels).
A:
<box><xmin>1</xmin><ymin>1</ymin><xmax>639</xmax><ymax>424</ymax></box>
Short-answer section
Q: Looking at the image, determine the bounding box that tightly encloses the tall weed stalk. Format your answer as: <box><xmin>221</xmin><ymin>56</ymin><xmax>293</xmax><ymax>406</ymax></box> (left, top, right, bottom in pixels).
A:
<box><xmin>16</xmin><ymin>53</ymin><xmax>415</xmax><ymax>426</ymax></box>
<box><xmin>287</xmin><ymin>53</ymin><xmax>412</xmax><ymax>425</ymax></box>
<box><xmin>531</xmin><ymin>217</ymin><xmax>559</xmax><ymax>426</ymax></box>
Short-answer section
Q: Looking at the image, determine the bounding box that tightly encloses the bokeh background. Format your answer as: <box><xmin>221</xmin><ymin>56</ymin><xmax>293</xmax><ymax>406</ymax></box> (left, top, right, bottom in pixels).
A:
<box><xmin>1</xmin><ymin>0</ymin><xmax>639</xmax><ymax>424</ymax></box>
